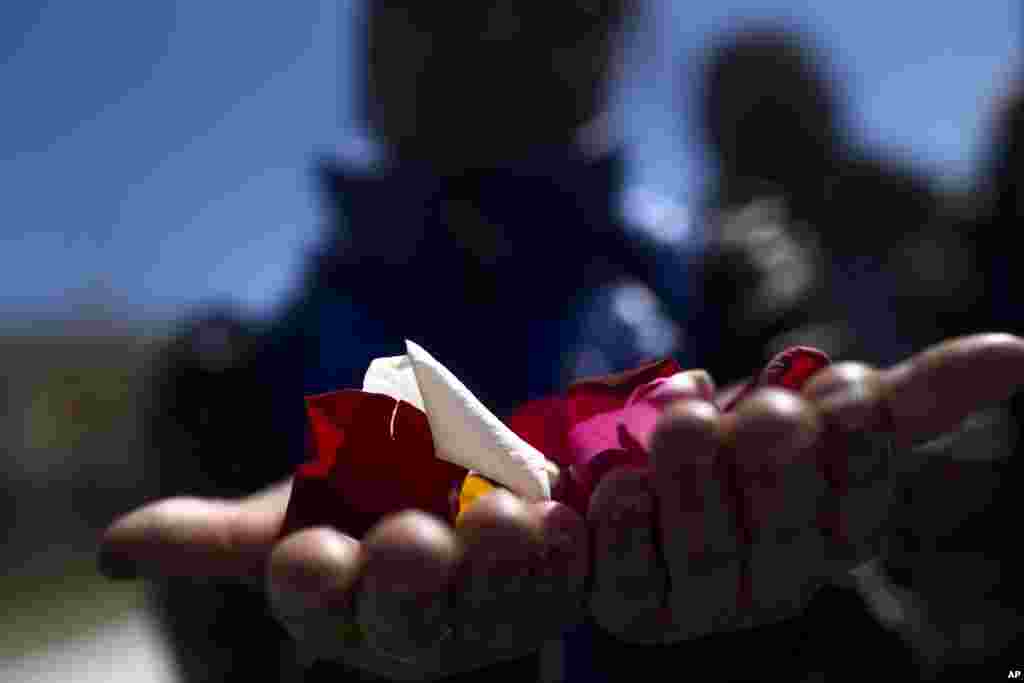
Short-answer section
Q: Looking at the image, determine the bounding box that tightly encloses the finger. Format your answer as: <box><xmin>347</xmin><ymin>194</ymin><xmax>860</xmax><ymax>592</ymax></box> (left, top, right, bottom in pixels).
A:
<box><xmin>99</xmin><ymin>478</ymin><xmax>292</xmax><ymax>581</ymax></box>
<box><xmin>453</xmin><ymin>489</ymin><xmax>549</xmax><ymax>657</ymax></box>
<box><xmin>357</xmin><ymin>510</ymin><xmax>461</xmax><ymax>664</ymax></box>
<box><xmin>728</xmin><ymin>388</ymin><xmax>822</xmax><ymax>536</ymax></box>
<box><xmin>648</xmin><ymin>399</ymin><xmax>742</xmax><ymax>638</ymax></box>
<box><xmin>586</xmin><ymin>466</ymin><xmax>667</xmax><ymax>643</ymax></box>
<box><xmin>728</xmin><ymin>388</ymin><xmax>827</xmax><ymax>625</ymax></box>
<box><xmin>266</xmin><ymin>526</ymin><xmax>364</xmax><ymax>661</ymax></box>
<box><xmin>803</xmin><ymin>365</ymin><xmax>896</xmax><ymax>571</ymax></box>
<box><xmin>806</xmin><ymin>334</ymin><xmax>1024</xmax><ymax>450</ymax></box>
<box><xmin>884</xmin><ymin>333</ymin><xmax>1024</xmax><ymax>449</ymax></box>
<box><xmin>528</xmin><ymin>500</ymin><xmax>589</xmax><ymax>628</ymax></box>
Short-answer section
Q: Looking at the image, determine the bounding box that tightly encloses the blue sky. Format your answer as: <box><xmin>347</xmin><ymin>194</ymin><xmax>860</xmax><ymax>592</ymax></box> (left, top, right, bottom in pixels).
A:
<box><xmin>1</xmin><ymin>1</ymin><xmax>1019</xmax><ymax>322</ymax></box>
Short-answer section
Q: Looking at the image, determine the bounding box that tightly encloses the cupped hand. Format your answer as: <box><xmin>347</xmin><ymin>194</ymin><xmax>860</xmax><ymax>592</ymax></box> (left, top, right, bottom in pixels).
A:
<box><xmin>586</xmin><ymin>332</ymin><xmax>1024</xmax><ymax>644</ymax></box>
<box><xmin>100</xmin><ymin>480</ymin><xmax>588</xmax><ymax>681</ymax></box>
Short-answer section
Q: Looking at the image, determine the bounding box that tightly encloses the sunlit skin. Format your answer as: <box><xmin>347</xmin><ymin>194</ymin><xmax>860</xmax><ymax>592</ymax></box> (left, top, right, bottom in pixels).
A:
<box><xmin>100</xmin><ymin>333</ymin><xmax>1024</xmax><ymax>679</ymax></box>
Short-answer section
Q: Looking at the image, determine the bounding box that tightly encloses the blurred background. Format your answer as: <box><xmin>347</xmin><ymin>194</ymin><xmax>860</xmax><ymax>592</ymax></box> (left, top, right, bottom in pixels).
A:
<box><xmin>1</xmin><ymin>1</ymin><xmax>1020</xmax><ymax>681</ymax></box>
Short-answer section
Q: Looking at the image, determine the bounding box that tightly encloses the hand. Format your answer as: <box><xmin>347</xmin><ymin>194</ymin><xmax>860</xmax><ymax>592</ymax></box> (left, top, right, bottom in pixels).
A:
<box><xmin>100</xmin><ymin>482</ymin><xmax>588</xmax><ymax>681</ymax></box>
<box><xmin>586</xmin><ymin>333</ymin><xmax>1024</xmax><ymax>644</ymax></box>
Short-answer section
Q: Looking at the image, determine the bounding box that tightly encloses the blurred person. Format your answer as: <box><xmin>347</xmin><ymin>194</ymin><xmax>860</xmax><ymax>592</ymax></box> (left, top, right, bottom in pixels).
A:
<box><xmin>99</xmin><ymin>8</ymin><xmax>1024</xmax><ymax>683</ymax></box>
<box><xmin>693</xmin><ymin>24</ymin><xmax>1024</xmax><ymax>679</ymax></box>
<box><xmin>118</xmin><ymin>2</ymin><xmax>710</xmax><ymax>682</ymax></box>
<box><xmin>692</xmin><ymin>23</ymin><xmax>980</xmax><ymax>385</ymax></box>
<box><xmin>877</xmin><ymin>76</ymin><xmax>1024</xmax><ymax>680</ymax></box>
<box><xmin>968</xmin><ymin>77</ymin><xmax>1023</xmax><ymax>336</ymax></box>
<box><xmin>106</xmin><ymin>332</ymin><xmax>1024</xmax><ymax>683</ymax></box>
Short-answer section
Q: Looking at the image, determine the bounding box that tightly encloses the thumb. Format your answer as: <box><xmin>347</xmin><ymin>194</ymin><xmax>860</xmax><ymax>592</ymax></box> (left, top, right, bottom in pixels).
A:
<box><xmin>98</xmin><ymin>478</ymin><xmax>292</xmax><ymax>582</ymax></box>
<box><xmin>880</xmin><ymin>332</ymin><xmax>1024</xmax><ymax>449</ymax></box>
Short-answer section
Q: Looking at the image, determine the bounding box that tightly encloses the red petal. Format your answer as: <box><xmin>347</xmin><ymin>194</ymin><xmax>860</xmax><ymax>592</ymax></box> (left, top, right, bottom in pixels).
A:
<box><xmin>506</xmin><ymin>395</ymin><xmax>572</xmax><ymax>466</ymax></box>
<box><xmin>759</xmin><ymin>346</ymin><xmax>831</xmax><ymax>391</ymax></box>
<box><xmin>720</xmin><ymin>347</ymin><xmax>830</xmax><ymax>412</ymax></box>
<box><xmin>298</xmin><ymin>394</ymin><xmax>350</xmax><ymax>478</ymax></box>
<box><xmin>282</xmin><ymin>390</ymin><xmax>466</xmax><ymax>539</ymax></box>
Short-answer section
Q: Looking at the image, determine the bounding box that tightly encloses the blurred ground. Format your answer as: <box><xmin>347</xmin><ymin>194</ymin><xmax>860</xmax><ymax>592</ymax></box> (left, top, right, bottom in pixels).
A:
<box><xmin>0</xmin><ymin>322</ymin><xmax>181</xmax><ymax>682</ymax></box>
<box><xmin>0</xmin><ymin>554</ymin><xmax>179</xmax><ymax>683</ymax></box>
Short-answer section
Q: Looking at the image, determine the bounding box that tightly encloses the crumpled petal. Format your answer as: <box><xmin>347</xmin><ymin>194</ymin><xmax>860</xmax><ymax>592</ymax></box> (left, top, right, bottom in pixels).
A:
<box><xmin>362</xmin><ymin>353</ymin><xmax>426</xmax><ymax>410</ymax></box>
<box><xmin>565</xmin><ymin>358</ymin><xmax>682</xmax><ymax>469</ymax></box>
<box><xmin>720</xmin><ymin>346</ymin><xmax>830</xmax><ymax>411</ymax></box>
<box><xmin>284</xmin><ymin>343</ymin><xmax>832</xmax><ymax>546</ymax></box>
<box><xmin>406</xmin><ymin>340</ymin><xmax>557</xmax><ymax>501</ymax></box>
<box><xmin>281</xmin><ymin>389</ymin><xmax>464</xmax><ymax>539</ymax></box>
<box><xmin>619</xmin><ymin>369</ymin><xmax>717</xmax><ymax>455</ymax></box>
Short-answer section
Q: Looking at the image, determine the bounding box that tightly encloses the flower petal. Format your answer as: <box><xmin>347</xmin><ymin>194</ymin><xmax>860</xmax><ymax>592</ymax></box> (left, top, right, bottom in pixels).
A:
<box><xmin>362</xmin><ymin>353</ymin><xmax>426</xmax><ymax>410</ymax></box>
<box><xmin>405</xmin><ymin>340</ymin><xmax>557</xmax><ymax>501</ymax></box>
<box><xmin>619</xmin><ymin>369</ymin><xmax>718</xmax><ymax>454</ymax></box>
<box><xmin>506</xmin><ymin>395</ymin><xmax>572</xmax><ymax>466</ymax></box>
<box><xmin>565</xmin><ymin>358</ymin><xmax>681</xmax><ymax>465</ymax></box>
<box><xmin>721</xmin><ymin>347</ymin><xmax>830</xmax><ymax>412</ymax></box>
<box><xmin>282</xmin><ymin>389</ymin><xmax>464</xmax><ymax>538</ymax></box>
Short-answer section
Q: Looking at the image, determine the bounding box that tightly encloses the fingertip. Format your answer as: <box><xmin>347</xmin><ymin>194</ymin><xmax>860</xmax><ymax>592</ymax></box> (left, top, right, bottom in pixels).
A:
<box><xmin>731</xmin><ymin>388</ymin><xmax>822</xmax><ymax>459</ymax></box>
<box><xmin>651</xmin><ymin>370</ymin><xmax>717</xmax><ymax>405</ymax></box>
<box><xmin>454</xmin><ymin>488</ymin><xmax>534</xmax><ymax>542</ymax></box>
<box><xmin>359</xmin><ymin>511</ymin><xmax>462</xmax><ymax>601</ymax></box>
<box><xmin>690</xmin><ymin>369</ymin><xmax>717</xmax><ymax>402</ymax></box>
<box><xmin>803</xmin><ymin>363</ymin><xmax>884</xmax><ymax>432</ymax></box>
<box><xmin>802</xmin><ymin>362</ymin><xmax>877</xmax><ymax>402</ymax></box>
<box><xmin>96</xmin><ymin>499</ymin><xmax>198</xmax><ymax>579</ymax></box>
<box><xmin>649</xmin><ymin>399</ymin><xmax>720</xmax><ymax>469</ymax></box>
<box><xmin>267</xmin><ymin>526</ymin><xmax>363</xmax><ymax>607</ymax></box>
<box><xmin>880</xmin><ymin>332</ymin><xmax>1024</xmax><ymax>447</ymax></box>
<box><xmin>959</xmin><ymin>332</ymin><xmax>1024</xmax><ymax>354</ymax></box>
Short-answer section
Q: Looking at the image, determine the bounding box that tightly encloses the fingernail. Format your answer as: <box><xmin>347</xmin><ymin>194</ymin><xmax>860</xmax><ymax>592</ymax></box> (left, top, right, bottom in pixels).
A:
<box><xmin>98</xmin><ymin>548</ymin><xmax>137</xmax><ymax>580</ymax></box>
<box><xmin>690</xmin><ymin>370</ymin><xmax>717</xmax><ymax>402</ymax></box>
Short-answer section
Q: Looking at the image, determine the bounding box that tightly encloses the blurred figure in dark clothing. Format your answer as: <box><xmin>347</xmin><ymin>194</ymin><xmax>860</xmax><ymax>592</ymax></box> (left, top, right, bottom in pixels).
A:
<box><xmin>112</xmin><ymin>8</ymin><xmax>1024</xmax><ymax>681</ymax></box>
<box><xmin>968</xmin><ymin>78</ymin><xmax>1023</xmax><ymax>335</ymax></box>
<box><xmin>692</xmin><ymin>23</ymin><xmax>980</xmax><ymax>386</ymax></box>
<box><xmin>692</xmin><ymin>24</ymin><xmax>1023</xmax><ymax>679</ymax></box>
<box><xmin>142</xmin><ymin>3</ymin><xmax>710</xmax><ymax>682</ymax></box>
<box><xmin>882</xmin><ymin>77</ymin><xmax>1024</xmax><ymax>680</ymax></box>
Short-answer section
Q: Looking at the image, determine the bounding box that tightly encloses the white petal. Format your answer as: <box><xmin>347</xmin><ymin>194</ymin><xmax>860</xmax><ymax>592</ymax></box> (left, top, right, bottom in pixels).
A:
<box><xmin>404</xmin><ymin>340</ymin><xmax>556</xmax><ymax>501</ymax></box>
<box><xmin>362</xmin><ymin>354</ymin><xmax>425</xmax><ymax>411</ymax></box>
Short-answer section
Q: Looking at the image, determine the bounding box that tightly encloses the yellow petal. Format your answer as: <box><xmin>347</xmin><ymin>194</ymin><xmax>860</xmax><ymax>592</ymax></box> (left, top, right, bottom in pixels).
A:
<box><xmin>455</xmin><ymin>472</ymin><xmax>500</xmax><ymax>526</ymax></box>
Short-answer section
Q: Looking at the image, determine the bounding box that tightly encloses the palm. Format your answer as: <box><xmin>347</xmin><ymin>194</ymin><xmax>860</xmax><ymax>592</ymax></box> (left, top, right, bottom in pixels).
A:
<box><xmin>101</xmin><ymin>333</ymin><xmax>1024</xmax><ymax>674</ymax></box>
